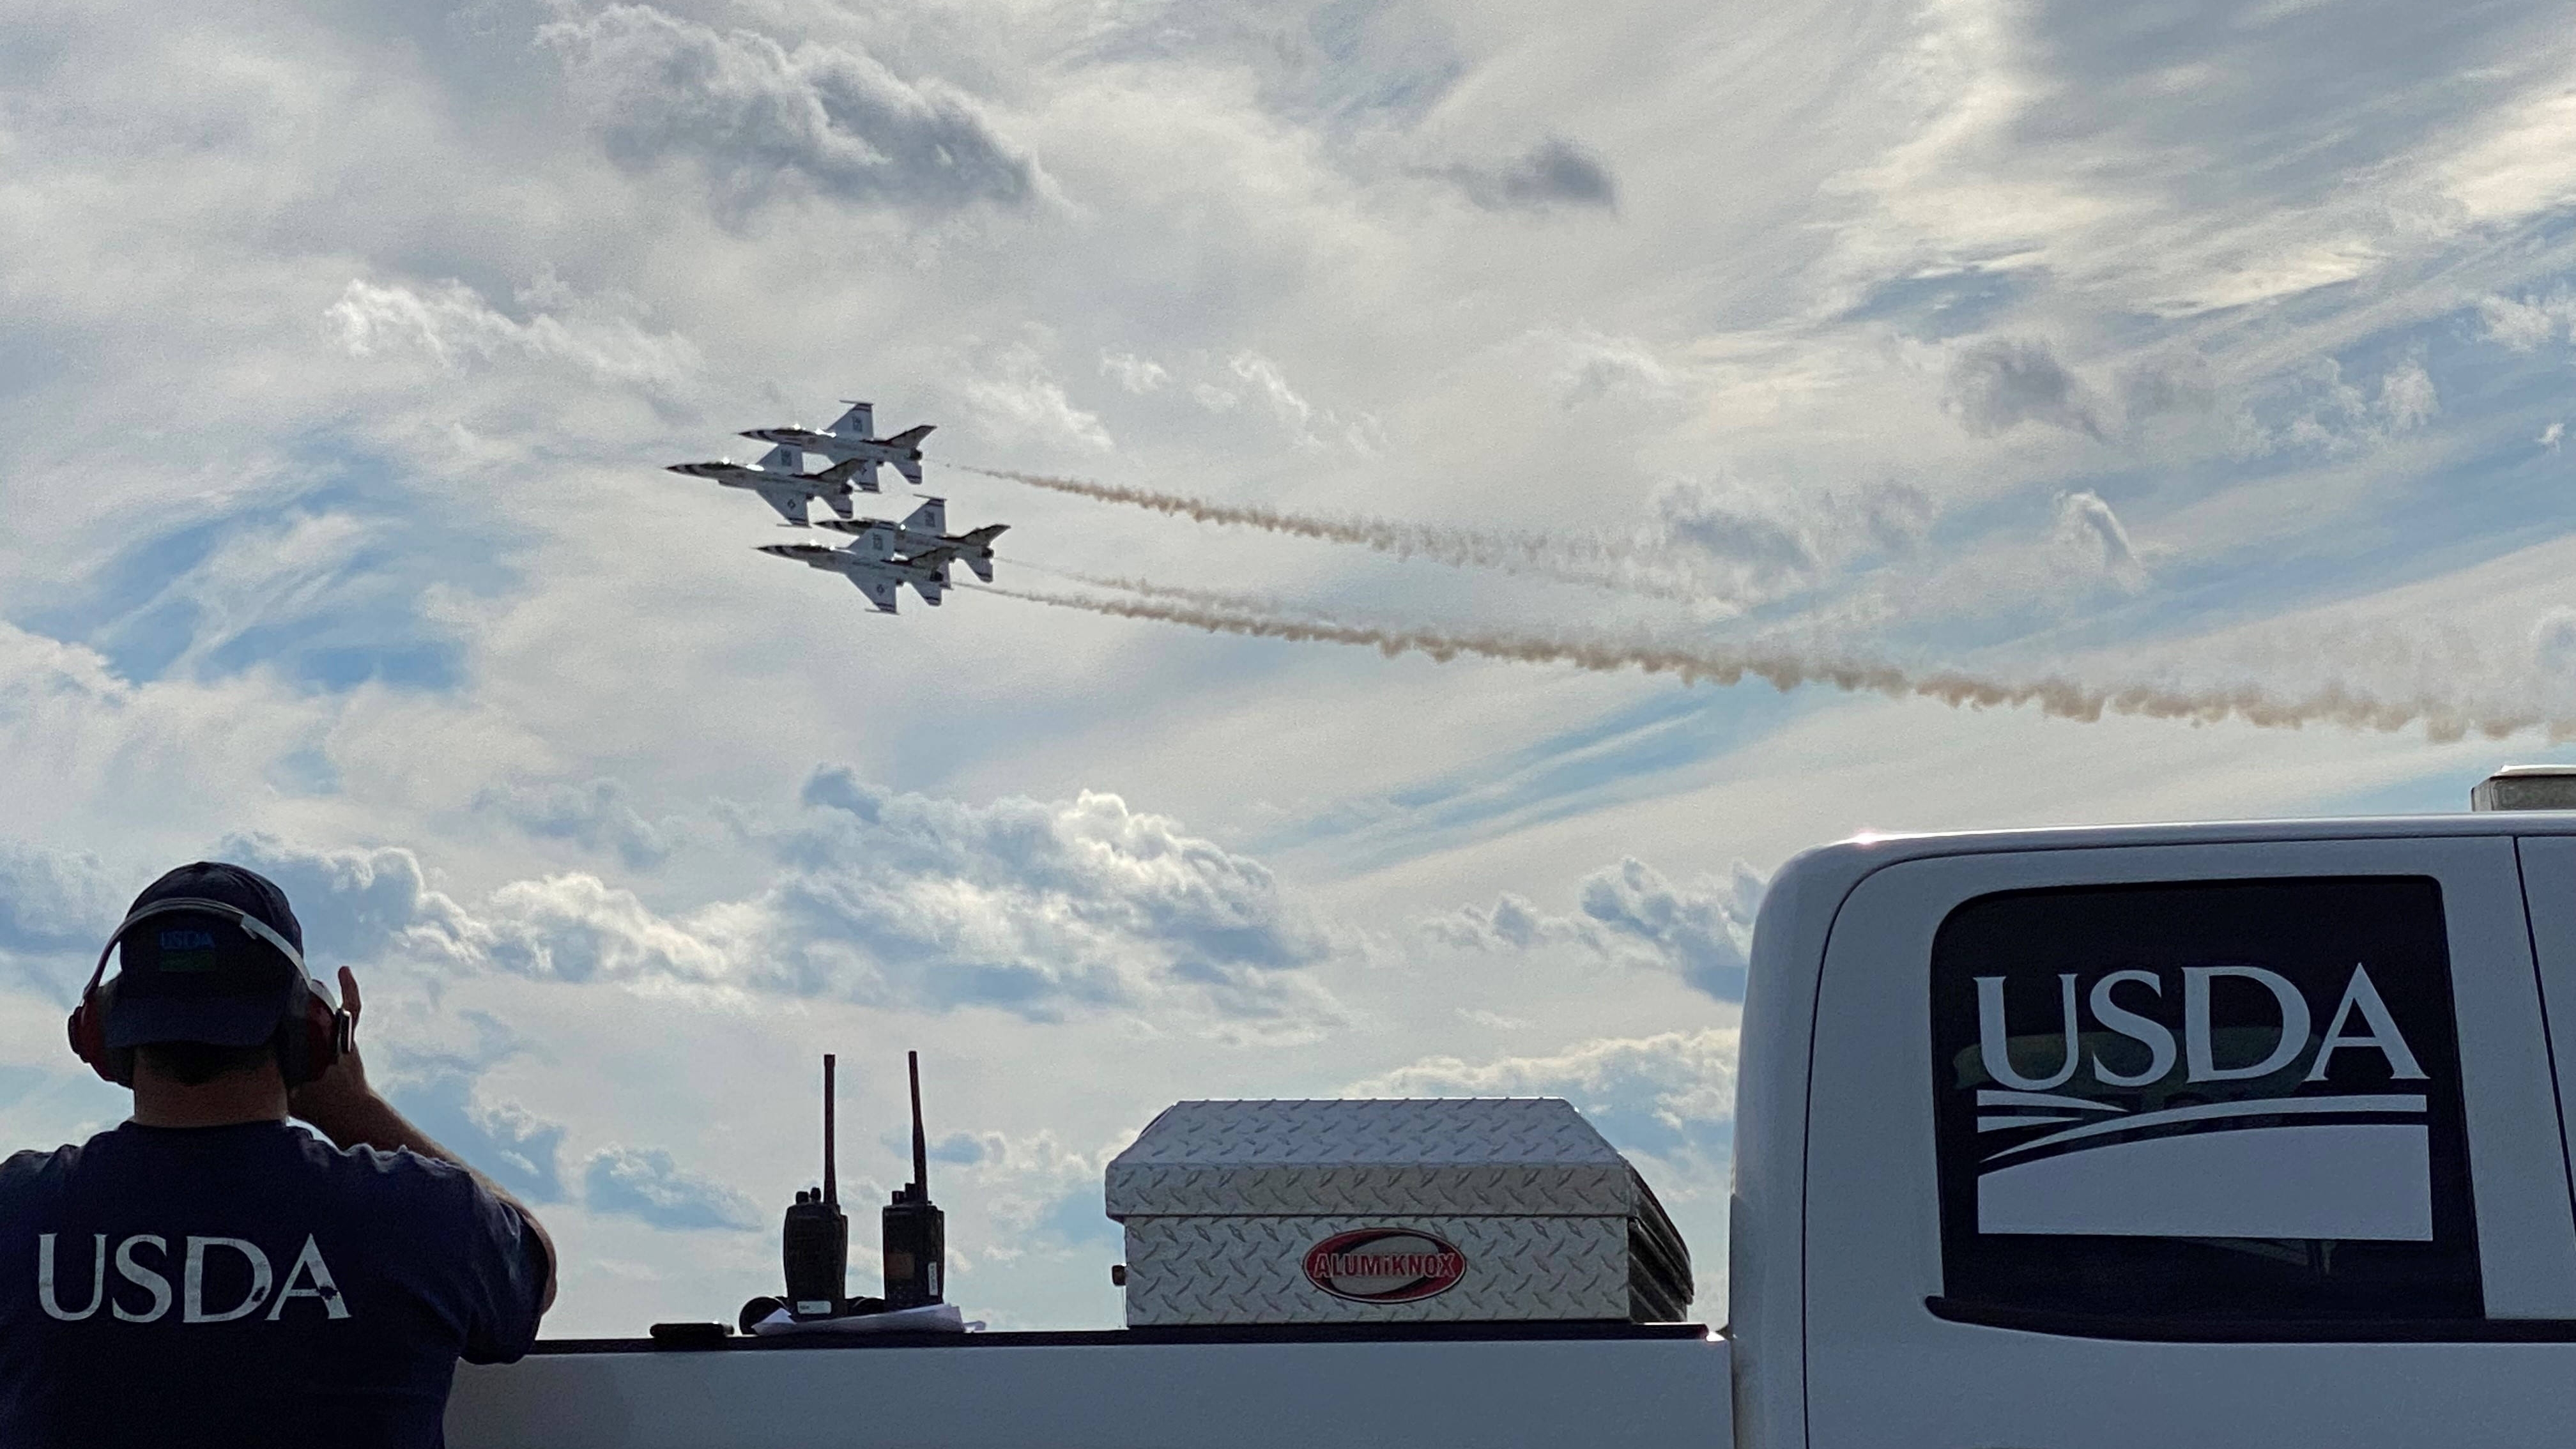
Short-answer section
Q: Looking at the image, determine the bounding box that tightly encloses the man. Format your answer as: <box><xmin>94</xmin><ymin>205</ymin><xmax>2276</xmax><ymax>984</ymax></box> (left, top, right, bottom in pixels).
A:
<box><xmin>0</xmin><ymin>861</ymin><xmax>555</xmax><ymax>1448</ymax></box>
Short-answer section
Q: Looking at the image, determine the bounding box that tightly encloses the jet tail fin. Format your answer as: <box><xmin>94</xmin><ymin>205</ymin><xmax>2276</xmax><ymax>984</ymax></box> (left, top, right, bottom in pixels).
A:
<box><xmin>886</xmin><ymin>424</ymin><xmax>935</xmax><ymax>448</ymax></box>
<box><xmin>893</xmin><ymin>458</ymin><xmax>924</xmax><ymax>487</ymax></box>
<box><xmin>967</xmin><ymin>555</ymin><xmax>994</xmax><ymax>584</ymax></box>
<box><xmin>901</xmin><ymin>497</ymin><xmax>946</xmax><ymax>535</ymax></box>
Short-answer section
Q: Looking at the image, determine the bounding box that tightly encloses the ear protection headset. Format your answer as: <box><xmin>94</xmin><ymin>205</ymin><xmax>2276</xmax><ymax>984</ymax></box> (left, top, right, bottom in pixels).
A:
<box><xmin>65</xmin><ymin>898</ymin><xmax>355</xmax><ymax>1089</ymax></box>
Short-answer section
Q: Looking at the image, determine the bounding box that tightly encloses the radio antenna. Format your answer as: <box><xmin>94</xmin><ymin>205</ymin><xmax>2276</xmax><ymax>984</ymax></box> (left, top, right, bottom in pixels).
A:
<box><xmin>822</xmin><ymin>1053</ymin><xmax>838</xmax><ymax>1206</ymax></box>
<box><xmin>907</xmin><ymin>1049</ymin><xmax>926</xmax><ymax>1197</ymax></box>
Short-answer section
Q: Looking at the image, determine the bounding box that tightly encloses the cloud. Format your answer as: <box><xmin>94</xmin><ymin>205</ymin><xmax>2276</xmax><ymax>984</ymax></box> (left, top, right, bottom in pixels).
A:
<box><xmin>2051</xmin><ymin>489</ymin><xmax>2143</xmax><ymax>585</ymax></box>
<box><xmin>1545</xmin><ymin>332</ymin><xmax>1679</xmax><ymax>410</ymax></box>
<box><xmin>1227</xmin><ymin>351</ymin><xmax>1315</xmax><ymax>436</ymax></box>
<box><xmin>2267</xmin><ymin>356</ymin><xmax>2451</xmax><ymax>454</ymax></box>
<box><xmin>2545</xmin><ymin>422</ymin><xmax>2566</xmax><ymax>454</ymax></box>
<box><xmin>2376</xmin><ymin>358</ymin><xmax>2439</xmax><ymax>433</ymax></box>
<box><xmin>220</xmin><ymin>771</ymin><xmax>1340</xmax><ymax>1029</ymax></box>
<box><xmin>1429</xmin><ymin>857</ymin><xmax>1764</xmax><ymax>1002</ymax></box>
<box><xmin>1347</xmin><ymin>1026</ymin><xmax>1738</xmax><ymax>1161</ymax></box>
<box><xmin>2480</xmin><ymin>289</ymin><xmax>2576</xmax><ymax>351</ymax></box>
<box><xmin>2533</xmin><ymin>607</ymin><xmax>2576</xmax><ymax>677</ymax></box>
<box><xmin>1098</xmin><ymin>351</ymin><xmax>1169</xmax><ymax>394</ymax></box>
<box><xmin>383</xmin><ymin>1071</ymin><xmax>568</xmax><ymax>1204</ymax></box>
<box><xmin>0</xmin><ymin>841</ymin><xmax>124</xmax><ymax>965</ymax></box>
<box><xmin>221</xmin><ymin>836</ymin><xmax>484</xmax><ymax>970</ymax></box>
<box><xmin>1641</xmin><ymin>477</ymin><xmax>1931</xmax><ymax>598</ymax></box>
<box><xmin>1644</xmin><ymin>480</ymin><xmax>1823</xmax><ymax>592</ymax></box>
<box><xmin>582</xmin><ymin>1144</ymin><xmax>762</xmax><ymax>1230</ymax></box>
<box><xmin>1437</xmin><ymin>138</ymin><xmax>1619</xmax><ymax>213</ymax></box>
<box><xmin>475</xmin><ymin>778</ymin><xmax>672</xmax><ymax>869</ymax></box>
<box><xmin>325</xmin><ymin>278</ymin><xmax>701</xmax><ymax>392</ymax></box>
<box><xmin>962</xmin><ymin>344</ymin><xmax>1115</xmax><ymax>452</ymax></box>
<box><xmin>535</xmin><ymin>3</ymin><xmax>1038</xmax><ymax>215</ymax></box>
<box><xmin>1943</xmin><ymin>337</ymin><xmax>2106</xmax><ymax>440</ymax></box>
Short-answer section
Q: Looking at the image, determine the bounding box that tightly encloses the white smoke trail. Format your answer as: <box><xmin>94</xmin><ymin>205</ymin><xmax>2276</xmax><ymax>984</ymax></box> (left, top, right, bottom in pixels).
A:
<box><xmin>963</xmin><ymin>465</ymin><xmax>1719</xmax><ymax>604</ymax></box>
<box><xmin>977</xmin><ymin>582</ymin><xmax>2575</xmax><ymax>743</ymax></box>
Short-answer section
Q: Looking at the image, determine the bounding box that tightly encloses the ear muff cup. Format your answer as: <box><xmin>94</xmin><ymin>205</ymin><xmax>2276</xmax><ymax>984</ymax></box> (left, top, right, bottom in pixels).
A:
<box><xmin>272</xmin><ymin>978</ymin><xmax>353</xmax><ymax>1091</ymax></box>
<box><xmin>66</xmin><ymin>976</ymin><xmax>136</xmax><ymax>1087</ymax></box>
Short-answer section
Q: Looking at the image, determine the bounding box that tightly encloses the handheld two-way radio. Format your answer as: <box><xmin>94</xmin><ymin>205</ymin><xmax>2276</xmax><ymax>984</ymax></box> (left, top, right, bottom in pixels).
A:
<box><xmin>882</xmin><ymin>1050</ymin><xmax>946</xmax><ymax>1308</ymax></box>
<box><xmin>779</xmin><ymin>1054</ymin><xmax>848</xmax><ymax>1318</ymax></box>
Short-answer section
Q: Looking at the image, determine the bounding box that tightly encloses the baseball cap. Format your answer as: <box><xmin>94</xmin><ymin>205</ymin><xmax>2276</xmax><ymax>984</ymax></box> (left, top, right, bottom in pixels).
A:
<box><xmin>103</xmin><ymin>861</ymin><xmax>310</xmax><ymax>1050</ymax></box>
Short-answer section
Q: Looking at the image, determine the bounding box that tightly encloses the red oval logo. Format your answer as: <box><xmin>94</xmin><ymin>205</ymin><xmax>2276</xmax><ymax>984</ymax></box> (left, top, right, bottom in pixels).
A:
<box><xmin>1302</xmin><ymin>1229</ymin><xmax>1467</xmax><ymax>1303</ymax></box>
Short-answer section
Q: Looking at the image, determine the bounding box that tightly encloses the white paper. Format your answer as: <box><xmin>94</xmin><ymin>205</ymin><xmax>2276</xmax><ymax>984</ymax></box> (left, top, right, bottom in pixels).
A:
<box><xmin>749</xmin><ymin>1302</ymin><xmax>983</xmax><ymax>1337</ymax></box>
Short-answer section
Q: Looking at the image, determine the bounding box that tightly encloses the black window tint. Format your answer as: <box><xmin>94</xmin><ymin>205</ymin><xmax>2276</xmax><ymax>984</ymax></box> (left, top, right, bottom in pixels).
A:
<box><xmin>1929</xmin><ymin>877</ymin><xmax>2479</xmax><ymax>1325</ymax></box>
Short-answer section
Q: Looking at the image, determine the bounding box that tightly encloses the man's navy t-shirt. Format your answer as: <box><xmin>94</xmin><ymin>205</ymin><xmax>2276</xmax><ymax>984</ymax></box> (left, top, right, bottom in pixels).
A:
<box><xmin>0</xmin><ymin>1121</ymin><xmax>548</xmax><ymax>1448</ymax></box>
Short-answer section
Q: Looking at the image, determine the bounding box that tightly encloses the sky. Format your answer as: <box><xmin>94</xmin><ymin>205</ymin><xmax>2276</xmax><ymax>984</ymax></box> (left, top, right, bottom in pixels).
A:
<box><xmin>3</xmin><ymin>0</ymin><xmax>2575</xmax><ymax>1335</ymax></box>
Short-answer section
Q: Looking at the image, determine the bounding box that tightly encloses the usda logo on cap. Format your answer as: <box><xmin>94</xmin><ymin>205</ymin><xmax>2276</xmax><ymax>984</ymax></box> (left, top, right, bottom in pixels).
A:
<box><xmin>1301</xmin><ymin>1229</ymin><xmax>1466</xmax><ymax>1303</ymax></box>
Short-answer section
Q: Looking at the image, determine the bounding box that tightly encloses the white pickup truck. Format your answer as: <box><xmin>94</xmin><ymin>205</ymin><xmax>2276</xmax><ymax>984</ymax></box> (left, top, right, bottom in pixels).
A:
<box><xmin>450</xmin><ymin>770</ymin><xmax>2576</xmax><ymax>1446</ymax></box>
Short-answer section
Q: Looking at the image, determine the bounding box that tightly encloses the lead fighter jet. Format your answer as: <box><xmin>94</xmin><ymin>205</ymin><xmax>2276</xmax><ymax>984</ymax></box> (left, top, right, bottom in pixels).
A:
<box><xmin>810</xmin><ymin>498</ymin><xmax>1006</xmax><ymax>584</ymax></box>
<box><xmin>665</xmin><ymin>444</ymin><xmax>876</xmax><ymax>526</ymax></box>
<box><xmin>740</xmin><ymin>401</ymin><xmax>933</xmax><ymax>491</ymax></box>
<box><xmin>756</xmin><ymin>528</ymin><xmax>952</xmax><ymax>614</ymax></box>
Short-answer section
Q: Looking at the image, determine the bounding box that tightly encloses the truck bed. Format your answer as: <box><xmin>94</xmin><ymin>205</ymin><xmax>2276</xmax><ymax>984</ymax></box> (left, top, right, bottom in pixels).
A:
<box><xmin>446</xmin><ymin>1321</ymin><xmax>1729</xmax><ymax>1448</ymax></box>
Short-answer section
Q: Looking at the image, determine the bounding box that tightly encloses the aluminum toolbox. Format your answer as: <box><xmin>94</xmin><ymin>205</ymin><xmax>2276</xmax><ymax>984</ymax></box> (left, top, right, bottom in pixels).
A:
<box><xmin>1103</xmin><ymin>1098</ymin><xmax>1693</xmax><ymax>1325</ymax></box>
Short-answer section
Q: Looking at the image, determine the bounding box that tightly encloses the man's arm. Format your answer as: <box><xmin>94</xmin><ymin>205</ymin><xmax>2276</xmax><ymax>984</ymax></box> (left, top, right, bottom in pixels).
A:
<box><xmin>288</xmin><ymin>967</ymin><xmax>560</xmax><ymax>1314</ymax></box>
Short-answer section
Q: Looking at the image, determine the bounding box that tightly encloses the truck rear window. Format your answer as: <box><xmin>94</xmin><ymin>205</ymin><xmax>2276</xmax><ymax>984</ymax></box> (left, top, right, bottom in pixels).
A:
<box><xmin>1928</xmin><ymin>877</ymin><xmax>2480</xmax><ymax>1327</ymax></box>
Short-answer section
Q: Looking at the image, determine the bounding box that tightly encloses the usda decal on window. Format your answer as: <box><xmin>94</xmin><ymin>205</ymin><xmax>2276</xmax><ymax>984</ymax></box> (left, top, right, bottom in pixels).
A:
<box><xmin>1302</xmin><ymin>1229</ymin><xmax>1467</xmax><ymax>1304</ymax></box>
<box><xmin>1929</xmin><ymin>877</ymin><xmax>2481</xmax><ymax>1324</ymax></box>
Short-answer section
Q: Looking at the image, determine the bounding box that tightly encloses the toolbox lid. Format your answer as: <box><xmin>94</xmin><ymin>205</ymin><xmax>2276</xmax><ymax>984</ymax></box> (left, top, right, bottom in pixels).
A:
<box><xmin>1104</xmin><ymin>1098</ymin><xmax>1644</xmax><ymax>1218</ymax></box>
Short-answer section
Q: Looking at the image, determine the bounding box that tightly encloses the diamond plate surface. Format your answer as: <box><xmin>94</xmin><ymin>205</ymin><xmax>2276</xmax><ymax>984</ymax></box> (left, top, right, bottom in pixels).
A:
<box><xmin>1104</xmin><ymin>1099</ymin><xmax>1637</xmax><ymax>1218</ymax></box>
<box><xmin>1121</xmin><ymin>1215</ymin><xmax>1632</xmax><ymax>1325</ymax></box>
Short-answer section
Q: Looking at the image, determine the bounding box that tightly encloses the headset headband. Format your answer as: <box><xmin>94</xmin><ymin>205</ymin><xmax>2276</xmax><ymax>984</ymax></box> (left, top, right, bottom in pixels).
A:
<box><xmin>82</xmin><ymin>896</ymin><xmax>316</xmax><ymax>1001</ymax></box>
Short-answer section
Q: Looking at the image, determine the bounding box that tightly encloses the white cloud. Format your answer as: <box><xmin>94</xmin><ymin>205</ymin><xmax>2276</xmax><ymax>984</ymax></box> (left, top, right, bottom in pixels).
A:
<box><xmin>962</xmin><ymin>344</ymin><xmax>1115</xmax><ymax>452</ymax></box>
<box><xmin>582</xmin><ymin>1144</ymin><xmax>762</xmax><ymax>1231</ymax></box>
<box><xmin>533</xmin><ymin>3</ymin><xmax>1039</xmax><ymax>216</ymax></box>
<box><xmin>1348</xmin><ymin>1027</ymin><xmax>1738</xmax><ymax>1132</ymax></box>
<box><xmin>1227</xmin><ymin>351</ymin><xmax>1315</xmax><ymax>436</ymax></box>
<box><xmin>1427</xmin><ymin>857</ymin><xmax>1765</xmax><ymax>1002</ymax></box>
<box><xmin>2377</xmin><ymin>359</ymin><xmax>2439</xmax><ymax>434</ymax></box>
<box><xmin>222</xmin><ymin>769</ymin><xmax>1344</xmax><ymax>1029</ymax></box>
<box><xmin>1098</xmin><ymin>350</ymin><xmax>1169</xmax><ymax>394</ymax></box>
<box><xmin>1943</xmin><ymin>337</ymin><xmax>2106</xmax><ymax>440</ymax></box>
<box><xmin>2479</xmin><ymin>291</ymin><xmax>2576</xmax><ymax>351</ymax></box>
<box><xmin>2051</xmin><ymin>489</ymin><xmax>2144</xmax><ymax>587</ymax></box>
<box><xmin>325</xmin><ymin>278</ymin><xmax>702</xmax><ymax>392</ymax></box>
<box><xmin>474</xmin><ymin>778</ymin><xmax>673</xmax><ymax>869</ymax></box>
<box><xmin>2545</xmin><ymin>422</ymin><xmax>2566</xmax><ymax>454</ymax></box>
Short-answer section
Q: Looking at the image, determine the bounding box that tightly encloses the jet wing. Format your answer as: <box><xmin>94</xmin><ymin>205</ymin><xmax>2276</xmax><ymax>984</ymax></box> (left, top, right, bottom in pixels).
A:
<box><xmin>753</xmin><ymin>486</ymin><xmax>809</xmax><ymax>526</ymax></box>
<box><xmin>853</xmin><ymin>573</ymin><xmax>900</xmax><ymax>613</ymax></box>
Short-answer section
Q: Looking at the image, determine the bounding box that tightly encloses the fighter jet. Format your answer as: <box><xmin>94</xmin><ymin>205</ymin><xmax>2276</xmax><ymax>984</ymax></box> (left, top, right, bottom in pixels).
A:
<box><xmin>809</xmin><ymin>497</ymin><xmax>1007</xmax><ymax>584</ymax></box>
<box><xmin>756</xmin><ymin>527</ymin><xmax>947</xmax><ymax>614</ymax></box>
<box><xmin>739</xmin><ymin>401</ymin><xmax>933</xmax><ymax>489</ymax></box>
<box><xmin>664</xmin><ymin>444</ymin><xmax>878</xmax><ymax>526</ymax></box>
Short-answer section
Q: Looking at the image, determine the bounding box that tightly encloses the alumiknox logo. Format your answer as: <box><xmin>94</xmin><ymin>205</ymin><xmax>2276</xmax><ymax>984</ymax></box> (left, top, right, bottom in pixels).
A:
<box><xmin>1966</xmin><ymin>962</ymin><xmax>2438</xmax><ymax>1241</ymax></box>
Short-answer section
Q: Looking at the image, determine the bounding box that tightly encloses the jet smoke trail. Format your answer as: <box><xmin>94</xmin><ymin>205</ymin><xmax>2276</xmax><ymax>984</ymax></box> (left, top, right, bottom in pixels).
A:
<box><xmin>978</xmin><ymin>583</ymin><xmax>2574</xmax><ymax>743</ymax></box>
<box><xmin>963</xmin><ymin>465</ymin><xmax>1718</xmax><ymax>604</ymax></box>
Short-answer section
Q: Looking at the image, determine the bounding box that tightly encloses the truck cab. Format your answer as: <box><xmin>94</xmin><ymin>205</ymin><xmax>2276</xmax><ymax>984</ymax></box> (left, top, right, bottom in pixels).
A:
<box><xmin>1737</xmin><ymin>792</ymin><xmax>2576</xmax><ymax>1448</ymax></box>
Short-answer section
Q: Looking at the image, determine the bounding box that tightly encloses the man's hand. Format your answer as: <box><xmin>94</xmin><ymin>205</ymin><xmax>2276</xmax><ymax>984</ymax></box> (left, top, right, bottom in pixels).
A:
<box><xmin>288</xmin><ymin>965</ymin><xmax>378</xmax><ymax>1138</ymax></box>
